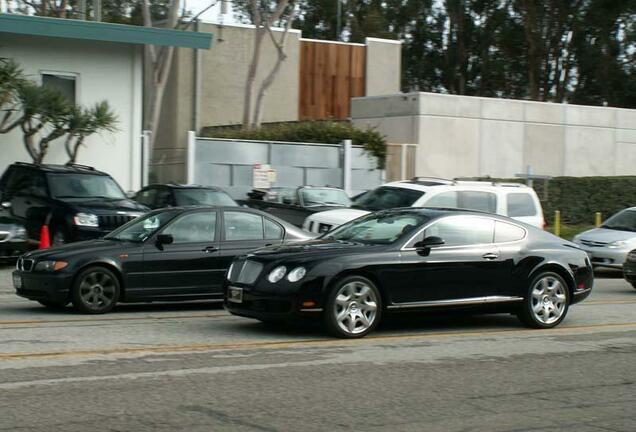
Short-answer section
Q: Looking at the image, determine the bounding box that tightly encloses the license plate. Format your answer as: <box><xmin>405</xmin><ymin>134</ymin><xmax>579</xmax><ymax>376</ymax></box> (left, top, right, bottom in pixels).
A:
<box><xmin>12</xmin><ymin>273</ymin><xmax>22</xmax><ymax>289</ymax></box>
<box><xmin>228</xmin><ymin>287</ymin><xmax>243</xmax><ymax>303</ymax></box>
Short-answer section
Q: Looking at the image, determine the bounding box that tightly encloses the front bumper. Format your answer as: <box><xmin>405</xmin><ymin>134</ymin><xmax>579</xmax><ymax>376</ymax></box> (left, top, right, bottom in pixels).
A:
<box><xmin>576</xmin><ymin>245</ymin><xmax>628</xmax><ymax>269</ymax></box>
<box><xmin>13</xmin><ymin>270</ymin><xmax>74</xmax><ymax>303</ymax></box>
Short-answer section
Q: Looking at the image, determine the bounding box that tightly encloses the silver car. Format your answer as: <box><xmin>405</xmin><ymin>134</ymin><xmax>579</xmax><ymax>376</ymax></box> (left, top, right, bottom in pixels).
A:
<box><xmin>573</xmin><ymin>207</ymin><xmax>636</xmax><ymax>269</ymax></box>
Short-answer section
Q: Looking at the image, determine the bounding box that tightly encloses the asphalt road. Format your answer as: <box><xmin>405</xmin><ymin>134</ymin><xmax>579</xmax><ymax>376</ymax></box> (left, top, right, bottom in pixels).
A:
<box><xmin>0</xmin><ymin>265</ymin><xmax>634</xmax><ymax>432</ymax></box>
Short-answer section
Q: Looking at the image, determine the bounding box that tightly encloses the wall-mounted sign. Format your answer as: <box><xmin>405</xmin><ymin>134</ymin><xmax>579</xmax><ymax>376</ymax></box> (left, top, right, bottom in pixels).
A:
<box><xmin>253</xmin><ymin>164</ymin><xmax>277</xmax><ymax>189</ymax></box>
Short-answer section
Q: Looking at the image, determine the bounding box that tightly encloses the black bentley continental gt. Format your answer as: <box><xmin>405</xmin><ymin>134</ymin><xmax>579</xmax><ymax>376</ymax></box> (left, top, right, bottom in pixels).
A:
<box><xmin>225</xmin><ymin>208</ymin><xmax>594</xmax><ymax>338</ymax></box>
<box><xmin>13</xmin><ymin>206</ymin><xmax>312</xmax><ymax>313</ymax></box>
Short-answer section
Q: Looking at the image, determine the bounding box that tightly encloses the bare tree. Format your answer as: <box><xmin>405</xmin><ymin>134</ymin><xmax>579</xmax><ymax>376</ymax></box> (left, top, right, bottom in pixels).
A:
<box><xmin>242</xmin><ymin>0</ymin><xmax>294</xmax><ymax>129</ymax></box>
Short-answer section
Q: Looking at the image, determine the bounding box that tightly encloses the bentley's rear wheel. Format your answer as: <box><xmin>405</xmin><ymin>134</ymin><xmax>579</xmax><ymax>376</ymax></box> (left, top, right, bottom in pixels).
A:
<box><xmin>324</xmin><ymin>275</ymin><xmax>382</xmax><ymax>338</ymax></box>
<box><xmin>518</xmin><ymin>272</ymin><xmax>570</xmax><ymax>329</ymax></box>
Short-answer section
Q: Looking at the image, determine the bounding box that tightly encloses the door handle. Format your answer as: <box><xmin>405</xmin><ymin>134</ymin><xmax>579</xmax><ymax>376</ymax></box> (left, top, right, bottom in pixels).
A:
<box><xmin>482</xmin><ymin>252</ymin><xmax>499</xmax><ymax>260</ymax></box>
<box><xmin>202</xmin><ymin>246</ymin><xmax>218</xmax><ymax>253</ymax></box>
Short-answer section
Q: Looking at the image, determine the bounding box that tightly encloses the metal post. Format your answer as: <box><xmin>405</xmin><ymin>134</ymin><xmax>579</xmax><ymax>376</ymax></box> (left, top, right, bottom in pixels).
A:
<box><xmin>79</xmin><ymin>0</ymin><xmax>86</xmax><ymax>19</ymax></box>
<box><xmin>526</xmin><ymin>165</ymin><xmax>533</xmax><ymax>188</ymax></box>
<box><xmin>554</xmin><ymin>210</ymin><xmax>561</xmax><ymax>237</ymax></box>
<box><xmin>595</xmin><ymin>212</ymin><xmax>602</xmax><ymax>227</ymax></box>
<box><xmin>336</xmin><ymin>0</ymin><xmax>342</xmax><ymax>41</ymax></box>
<box><xmin>141</xmin><ymin>131</ymin><xmax>150</xmax><ymax>187</ymax></box>
<box><xmin>187</xmin><ymin>131</ymin><xmax>196</xmax><ymax>184</ymax></box>
<box><xmin>342</xmin><ymin>139</ymin><xmax>352</xmax><ymax>195</ymax></box>
<box><xmin>92</xmin><ymin>0</ymin><xmax>101</xmax><ymax>21</ymax></box>
<box><xmin>400</xmin><ymin>144</ymin><xmax>407</xmax><ymax>181</ymax></box>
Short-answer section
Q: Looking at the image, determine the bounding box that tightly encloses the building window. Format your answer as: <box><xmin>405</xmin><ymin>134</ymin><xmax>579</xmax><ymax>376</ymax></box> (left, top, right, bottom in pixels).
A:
<box><xmin>41</xmin><ymin>73</ymin><xmax>77</xmax><ymax>104</ymax></box>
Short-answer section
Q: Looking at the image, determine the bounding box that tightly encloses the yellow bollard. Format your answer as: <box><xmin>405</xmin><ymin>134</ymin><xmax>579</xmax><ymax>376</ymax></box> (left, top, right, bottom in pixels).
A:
<box><xmin>595</xmin><ymin>212</ymin><xmax>602</xmax><ymax>227</ymax></box>
<box><xmin>554</xmin><ymin>210</ymin><xmax>561</xmax><ymax>237</ymax></box>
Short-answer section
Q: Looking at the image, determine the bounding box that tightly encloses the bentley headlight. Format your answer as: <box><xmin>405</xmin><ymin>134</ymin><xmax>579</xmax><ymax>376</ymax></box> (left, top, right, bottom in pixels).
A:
<box><xmin>287</xmin><ymin>267</ymin><xmax>306</xmax><ymax>283</ymax></box>
<box><xmin>73</xmin><ymin>213</ymin><xmax>99</xmax><ymax>227</ymax></box>
<box><xmin>608</xmin><ymin>240</ymin><xmax>628</xmax><ymax>249</ymax></box>
<box><xmin>268</xmin><ymin>266</ymin><xmax>287</xmax><ymax>283</ymax></box>
<box><xmin>34</xmin><ymin>260</ymin><xmax>68</xmax><ymax>272</ymax></box>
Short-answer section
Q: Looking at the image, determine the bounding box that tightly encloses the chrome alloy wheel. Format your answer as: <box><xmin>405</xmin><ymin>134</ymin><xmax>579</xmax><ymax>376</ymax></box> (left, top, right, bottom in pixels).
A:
<box><xmin>79</xmin><ymin>271</ymin><xmax>116</xmax><ymax>310</ymax></box>
<box><xmin>333</xmin><ymin>281</ymin><xmax>378</xmax><ymax>335</ymax></box>
<box><xmin>530</xmin><ymin>275</ymin><xmax>567</xmax><ymax>325</ymax></box>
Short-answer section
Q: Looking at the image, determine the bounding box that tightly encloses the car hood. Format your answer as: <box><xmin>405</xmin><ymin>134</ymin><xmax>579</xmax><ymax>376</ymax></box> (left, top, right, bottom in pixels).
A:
<box><xmin>61</xmin><ymin>198</ymin><xmax>148</xmax><ymax>214</ymax></box>
<box><xmin>21</xmin><ymin>239</ymin><xmax>133</xmax><ymax>260</ymax></box>
<box><xmin>306</xmin><ymin>208</ymin><xmax>370</xmax><ymax>225</ymax></box>
<box><xmin>249</xmin><ymin>239</ymin><xmax>375</xmax><ymax>261</ymax></box>
<box><xmin>575</xmin><ymin>227</ymin><xmax>636</xmax><ymax>243</ymax></box>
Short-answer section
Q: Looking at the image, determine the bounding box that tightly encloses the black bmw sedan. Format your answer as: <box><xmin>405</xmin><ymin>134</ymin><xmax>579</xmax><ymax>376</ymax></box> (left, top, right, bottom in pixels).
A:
<box><xmin>13</xmin><ymin>206</ymin><xmax>312</xmax><ymax>313</ymax></box>
<box><xmin>225</xmin><ymin>208</ymin><xmax>594</xmax><ymax>338</ymax></box>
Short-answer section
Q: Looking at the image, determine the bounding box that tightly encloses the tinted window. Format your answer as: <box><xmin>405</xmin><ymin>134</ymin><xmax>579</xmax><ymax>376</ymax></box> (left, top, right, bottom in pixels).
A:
<box><xmin>225</xmin><ymin>211</ymin><xmax>264</xmax><ymax>241</ymax></box>
<box><xmin>136</xmin><ymin>188</ymin><xmax>157</xmax><ymax>206</ymax></box>
<box><xmin>507</xmin><ymin>193</ymin><xmax>537</xmax><ymax>217</ymax></box>
<box><xmin>264</xmin><ymin>218</ymin><xmax>284</xmax><ymax>239</ymax></box>
<box><xmin>420</xmin><ymin>216</ymin><xmax>494</xmax><ymax>247</ymax></box>
<box><xmin>155</xmin><ymin>189</ymin><xmax>173</xmax><ymax>208</ymax></box>
<box><xmin>4</xmin><ymin>168</ymin><xmax>46</xmax><ymax>199</ymax></box>
<box><xmin>425</xmin><ymin>191</ymin><xmax>457</xmax><ymax>208</ymax></box>
<box><xmin>301</xmin><ymin>188</ymin><xmax>351</xmax><ymax>207</ymax></box>
<box><xmin>105</xmin><ymin>211</ymin><xmax>176</xmax><ymax>242</ymax></box>
<box><xmin>47</xmin><ymin>174</ymin><xmax>125</xmax><ymax>199</ymax></box>
<box><xmin>353</xmin><ymin>187</ymin><xmax>424</xmax><ymax>211</ymax></box>
<box><xmin>326</xmin><ymin>212</ymin><xmax>429</xmax><ymax>245</ymax></box>
<box><xmin>495</xmin><ymin>221</ymin><xmax>526</xmax><ymax>242</ymax></box>
<box><xmin>163</xmin><ymin>212</ymin><xmax>216</xmax><ymax>243</ymax></box>
<box><xmin>424</xmin><ymin>191</ymin><xmax>496</xmax><ymax>213</ymax></box>
<box><xmin>174</xmin><ymin>188</ymin><xmax>237</xmax><ymax>207</ymax></box>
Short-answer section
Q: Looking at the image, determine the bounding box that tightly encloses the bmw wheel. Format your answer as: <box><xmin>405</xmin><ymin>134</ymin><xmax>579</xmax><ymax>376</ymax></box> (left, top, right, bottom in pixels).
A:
<box><xmin>518</xmin><ymin>272</ymin><xmax>570</xmax><ymax>329</ymax></box>
<box><xmin>72</xmin><ymin>267</ymin><xmax>120</xmax><ymax>314</ymax></box>
<box><xmin>324</xmin><ymin>275</ymin><xmax>382</xmax><ymax>338</ymax></box>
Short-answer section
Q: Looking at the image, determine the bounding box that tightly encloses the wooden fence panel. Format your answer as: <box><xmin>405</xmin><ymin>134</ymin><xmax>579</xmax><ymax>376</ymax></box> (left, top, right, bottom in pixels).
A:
<box><xmin>299</xmin><ymin>41</ymin><xmax>366</xmax><ymax>120</ymax></box>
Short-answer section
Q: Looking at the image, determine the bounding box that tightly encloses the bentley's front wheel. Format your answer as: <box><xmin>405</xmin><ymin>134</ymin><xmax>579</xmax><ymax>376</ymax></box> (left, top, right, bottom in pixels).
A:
<box><xmin>324</xmin><ymin>276</ymin><xmax>382</xmax><ymax>338</ymax></box>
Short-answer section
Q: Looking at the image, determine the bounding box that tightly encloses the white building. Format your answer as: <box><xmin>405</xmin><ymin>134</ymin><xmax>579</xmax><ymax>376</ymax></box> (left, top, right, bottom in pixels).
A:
<box><xmin>0</xmin><ymin>14</ymin><xmax>212</xmax><ymax>191</ymax></box>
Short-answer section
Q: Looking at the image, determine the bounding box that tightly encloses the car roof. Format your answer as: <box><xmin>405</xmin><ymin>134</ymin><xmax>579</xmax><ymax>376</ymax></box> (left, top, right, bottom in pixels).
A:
<box><xmin>373</xmin><ymin>206</ymin><xmax>515</xmax><ymax>221</ymax></box>
<box><xmin>382</xmin><ymin>178</ymin><xmax>532</xmax><ymax>193</ymax></box>
<box><xmin>12</xmin><ymin>162</ymin><xmax>108</xmax><ymax>176</ymax></box>
<box><xmin>145</xmin><ymin>183</ymin><xmax>224</xmax><ymax>191</ymax></box>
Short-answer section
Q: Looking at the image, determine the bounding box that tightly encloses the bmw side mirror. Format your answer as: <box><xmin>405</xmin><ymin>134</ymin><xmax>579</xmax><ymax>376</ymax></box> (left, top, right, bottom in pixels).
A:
<box><xmin>414</xmin><ymin>236</ymin><xmax>445</xmax><ymax>256</ymax></box>
<box><xmin>156</xmin><ymin>233</ymin><xmax>174</xmax><ymax>246</ymax></box>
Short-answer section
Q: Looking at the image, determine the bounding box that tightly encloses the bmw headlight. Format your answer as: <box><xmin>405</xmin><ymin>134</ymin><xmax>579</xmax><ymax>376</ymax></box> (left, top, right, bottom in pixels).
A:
<box><xmin>608</xmin><ymin>240</ymin><xmax>628</xmax><ymax>249</ymax></box>
<box><xmin>73</xmin><ymin>213</ymin><xmax>99</xmax><ymax>227</ymax></box>
<box><xmin>267</xmin><ymin>266</ymin><xmax>287</xmax><ymax>283</ymax></box>
<box><xmin>287</xmin><ymin>267</ymin><xmax>306</xmax><ymax>283</ymax></box>
<box><xmin>34</xmin><ymin>260</ymin><xmax>68</xmax><ymax>272</ymax></box>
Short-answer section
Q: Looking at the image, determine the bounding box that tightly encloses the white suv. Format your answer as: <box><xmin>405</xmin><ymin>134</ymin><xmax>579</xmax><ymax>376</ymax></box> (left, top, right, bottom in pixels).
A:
<box><xmin>303</xmin><ymin>178</ymin><xmax>545</xmax><ymax>234</ymax></box>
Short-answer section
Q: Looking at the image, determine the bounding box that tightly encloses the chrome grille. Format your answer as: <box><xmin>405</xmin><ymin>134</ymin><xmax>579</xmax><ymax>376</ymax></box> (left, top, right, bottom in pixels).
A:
<box><xmin>230</xmin><ymin>259</ymin><xmax>263</xmax><ymax>285</ymax></box>
<box><xmin>579</xmin><ymin>239</ymin><xmax>608</xmax><ymax>248</ymax></box>
<box><xmin>98</xmin><ymin>214</ymin><xmax>137</xmax><ymax>230</ymax></box>
<box><xmin>17</xmin><ymin>258</ymin><xmax>34</xmax><ymax>272</ymax></box>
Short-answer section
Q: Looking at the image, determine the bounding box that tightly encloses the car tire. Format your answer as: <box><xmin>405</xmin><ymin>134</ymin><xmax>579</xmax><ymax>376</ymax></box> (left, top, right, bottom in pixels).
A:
<box><xmin>37</xmin><ymin>299</ymin><xmax>68</xmax><ymax>309</ymax></box>
<box><xmin>72</xmin><ymin>266</ymin><xmax>120</xmax><ymax>314</ymax></box>
<box><xmin>518</xmin><ymin>271</ymin><xmax>570</xmax><ymax>329</ymax></box>
<box><xmin>631</xmin><ymin>282</ymin><xmax>636</xmax><ymax>291</ymax></box>
<box><xmin>323</xmin><ymin>275</ymin><xmax>382</xmax><ymax>339</ymax></box>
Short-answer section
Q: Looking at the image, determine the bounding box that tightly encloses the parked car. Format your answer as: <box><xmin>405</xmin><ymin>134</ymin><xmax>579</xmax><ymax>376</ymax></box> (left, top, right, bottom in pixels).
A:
<box><xmin>241</xmin><ymin>186</ymin><xmax>351</xmax><ymax>227</ymax></box>
<box><xmin>302</xmin><ymin>178</ymin><xmax>545</xmax><ymax>234</ymax></box>
<box><xmin>622</xmin><ymin>250</ymin><xmax>636</xmax><ymax>289</ymax></box>
<box><xmin>13</xmin><ymin>206</ymin><xmax>313</xmax><ymax>313</ymax></box>
<box><xmin>0</xmin><ymin>208</ymin><xmax>28</xmax><ymax>260</ymax></box>
<box><xmin>225</xmin><ymin>208</ymin><xmax>593</xmax><ymax>338</ymax></box>
<box><xmin>572</xmin><ymin>207</ymin><xmax>636</xmax><ymax>269</ymax></box>
<box><xmin>135</xmin><ymin>184</ymin><xmax>238</xmax><ymax>209</ymax></box>
<box><xmin>0</xmin><ymin>163</ymin><xmax>148</xmax><ymax>246</ymax></box>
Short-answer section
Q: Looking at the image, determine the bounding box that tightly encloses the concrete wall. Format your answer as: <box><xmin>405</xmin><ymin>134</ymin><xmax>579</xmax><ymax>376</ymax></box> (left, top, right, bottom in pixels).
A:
<box><xmin>365</xmin><ymin>37</ymin><xmax>402</xmax><ymax>96</ymax></box>
<box><xmin>352</xmin><ymin>92</ymin><xmax>636</xmax><ymax>179</ymax></box>
<box><xmin>0</xmin><ymin>34</ymin><xmax>143</xmax><ymax>191</ymax></box>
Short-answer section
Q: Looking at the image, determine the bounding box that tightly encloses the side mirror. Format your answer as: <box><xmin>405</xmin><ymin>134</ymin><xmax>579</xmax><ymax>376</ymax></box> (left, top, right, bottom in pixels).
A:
<box><xmin>413</xmin><ymin>236</ymin><xmax>445</xmax><ymax>256</ymax></box>
<box><xmin>1</xmin><ymin>201</ymin><xmax>11</xmax><ymax>209</ymax></box>
<box><xmin>156</xmin><ymin>233</ymin><xmax>174</xmax><ymax>246</ymax></box>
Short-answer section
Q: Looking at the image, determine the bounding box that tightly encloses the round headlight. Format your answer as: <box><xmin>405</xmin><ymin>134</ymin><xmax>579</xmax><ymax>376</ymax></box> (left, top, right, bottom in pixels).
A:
<box><xmin>287</xmin><ymin>267</ymin><xmax>306</xmax><ymax>283</ymax></box>
<box><xmin>268</xmin><ymin>266</ymin><xmax>287</xmax><ymax>283</ymax></box>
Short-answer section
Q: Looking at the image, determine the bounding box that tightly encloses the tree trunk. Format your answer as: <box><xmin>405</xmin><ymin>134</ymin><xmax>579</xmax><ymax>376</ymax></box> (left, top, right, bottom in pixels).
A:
<box><xmin>242</xmin><ymin>0</ymin><xmax>264</xmax><ymax>129</ymax></box>
<box><xmin>69</xmin><ymin>135</ymin><xmax>85</xmax><ymax>164</ymax></box>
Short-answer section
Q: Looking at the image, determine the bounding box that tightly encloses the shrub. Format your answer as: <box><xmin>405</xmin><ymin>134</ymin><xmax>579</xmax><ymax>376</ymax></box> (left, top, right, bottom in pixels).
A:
<box><xmin>200</xmin><ymin>120</ymin><xmax>387</xmax><ymax>169</ymax></box>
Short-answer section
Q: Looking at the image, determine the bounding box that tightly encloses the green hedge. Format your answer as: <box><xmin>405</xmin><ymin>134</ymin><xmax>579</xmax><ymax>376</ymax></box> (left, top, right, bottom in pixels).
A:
<box><xmin>200</xmin><ymin>120</ymin><xmax>387</xmax><ymax>169</ymax></box>
<box><xmin>470</xmin><ymin>176</ymin><xmax>636</xmax><ymax>225</ymax></box>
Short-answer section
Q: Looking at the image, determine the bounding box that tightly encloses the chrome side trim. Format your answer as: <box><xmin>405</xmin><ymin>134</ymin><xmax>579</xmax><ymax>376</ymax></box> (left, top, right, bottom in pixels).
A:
<box><xmin>386</xmin><ymin>296</ymin><xmax>523</xmax><ymax>309</ymax></box>
<box><xmin>300</xmin><ymin>307</ymin><xmax>323</xmax><ymax>312</ymax></box>
<box><xmin>573</xmin><ymin>288</ymin><xmax>592</xmax><ymax>296</ymax></box>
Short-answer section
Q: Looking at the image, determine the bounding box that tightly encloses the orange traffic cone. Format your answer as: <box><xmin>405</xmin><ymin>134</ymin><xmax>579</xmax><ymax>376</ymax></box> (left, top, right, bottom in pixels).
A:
<box><xmin>39</xmin><ymin>225</ymin><xmax>51</xmax><ymax>249</ymax></box>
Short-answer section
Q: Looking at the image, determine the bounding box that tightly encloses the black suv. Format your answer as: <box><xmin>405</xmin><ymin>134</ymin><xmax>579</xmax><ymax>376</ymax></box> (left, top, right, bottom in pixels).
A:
<box><xmin>134</xmin><ymin>184</ymin><xmax>238</xmax><ymax>209</ymax></box>
<box><xmin>0</xmin><ymin>163</ymin><xmax>148</xmax><ymax>245</ymax></box>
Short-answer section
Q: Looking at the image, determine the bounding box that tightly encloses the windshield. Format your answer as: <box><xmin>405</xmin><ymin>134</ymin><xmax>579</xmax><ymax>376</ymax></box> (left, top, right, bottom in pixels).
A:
<box><xmin>48</xmin><ymin>174</ymin><xmax>126</xmax><ymax>200</ymax></box>
<box><xmin>601</xmin><ymin>209</ymin><xmax>636</xmax><ymax>232</ymax></box>
<box><xmin>352</xmin><ymin>187</ymin><xmax>424</xmax><ymax>211</ymax></box>
<box><xmin>174</xmin><ymin>189</ymin><xmax>238</xmax><ymax>207</ymax></box>
<box><xmin>301</xmin><ymin>188</ymin><xmax>351</xmax><ymax>207</ymax></box>
<box><xmin>323</xmin><ymin>211</ymin><xmax>430</xmax><ymax>245</ymax></box>
<box><xmin>105</xmin><ymin>211</ymin><xmax>176</xmax><ymax>242</ymax></box>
